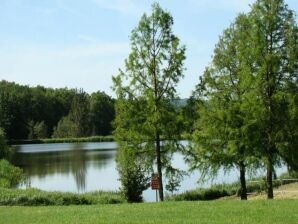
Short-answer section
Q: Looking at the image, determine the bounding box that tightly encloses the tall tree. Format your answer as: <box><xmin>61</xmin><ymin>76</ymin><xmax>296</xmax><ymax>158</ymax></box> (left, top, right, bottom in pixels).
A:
<box><xmin>113</xmin><ymin>3</ymin><xmax>185</xmax><ymax>201</ymax></box>
<box><xmin>190</xmin><ymin>14</ymin><xmax>259</xmax><ymax>200</ymax></box>
<box><xmin>90</xmin><ymin>91</ymin><xmax>115</xmax><ymax>136</ymax></box>
<box><xmin>69</xmin><ymin>89</ymin><xmax>91</xmax><ymax>137</ymax></box>
<box><xmin>248</xmin><ymin>0</ymin><xmax>298</xmax><ymax>199</ymax></box>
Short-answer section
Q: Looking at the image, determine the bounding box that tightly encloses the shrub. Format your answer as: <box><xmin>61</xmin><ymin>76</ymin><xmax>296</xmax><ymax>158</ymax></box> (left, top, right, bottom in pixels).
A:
<box><xmin>116</xmin><ymin>146</ymin><xmax>150</xmax><ymax>203</ymax></box>
<box><xmin>0</xmin><ymin>159</ymin><xmax>24</xmax><ymax>188</ymax></box>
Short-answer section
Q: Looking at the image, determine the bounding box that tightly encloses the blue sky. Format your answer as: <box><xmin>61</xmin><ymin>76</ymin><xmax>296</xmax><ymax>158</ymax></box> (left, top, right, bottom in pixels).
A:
<box><xmin>0</xmin><ymin>0</ymin><xmax>297</xmax><ymax>98</ymax></box>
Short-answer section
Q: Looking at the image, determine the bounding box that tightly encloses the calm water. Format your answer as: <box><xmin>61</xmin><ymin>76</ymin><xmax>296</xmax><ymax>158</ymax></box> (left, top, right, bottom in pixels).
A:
<box><xmin>12</xmin><ymin>142</ymin><xmax>286</xmax><ymax>202</ymax></box>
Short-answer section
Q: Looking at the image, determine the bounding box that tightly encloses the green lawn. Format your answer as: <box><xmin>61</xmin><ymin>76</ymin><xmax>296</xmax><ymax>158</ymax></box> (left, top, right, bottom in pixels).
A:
<box><xmin>0</xmin><ymin>200</ymin><xmax>297</xmax><ymax>224</ymax></box>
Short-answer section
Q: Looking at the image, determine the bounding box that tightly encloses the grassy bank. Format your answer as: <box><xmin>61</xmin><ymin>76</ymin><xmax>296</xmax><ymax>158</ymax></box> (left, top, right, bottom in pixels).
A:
<box><xmin>8</xmin><ymin>136</ymin><xmax>115</xmax><ymax>145</ymax></box>
<box><xmin>168</xmin><ymin>175</ymin><xmax>298</xmax><ymax>201</ymax></box>
<box><xmin>0</xmin><ymin>188</ymin><xmax>124</xmax><ymax>206</ymax></box>
<box><xmin>0</xmin><ymin>200</ymin><xmax>297</xmax><ymax>224</ymax></box>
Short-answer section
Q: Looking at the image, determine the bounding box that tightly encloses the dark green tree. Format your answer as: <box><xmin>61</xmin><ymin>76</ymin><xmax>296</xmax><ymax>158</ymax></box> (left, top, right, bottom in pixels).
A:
<box><xmin>69</xmin><ymin>89</ymin><xmax>91</xmax><ymax>137</ymax></box>
<box><xmin>247</xmin><ymin>0</ymin><xmax>298</xmax><ymax>199</ymax></box>
<box><xmin>113</xmin><ymin>3</ymin><xmax>186</xmax><ymax>201</ymax></box>
<box><xmin>0</xmin><ymin>128</ymin><xmax>12</xmax><ymax>160</ymax></box>
<box><xmin>90</xmin><ymin>91</ymin><xmax>115</xmax><ymax>136</ymax></box>
<box><xmin>190</xmin><ymin>14</ymin><xmax>259</xmax><ymax>200</ymax></box>
<box><xmin>28</xmin><ymin>121</ymin><xmax>48</xmax><ymax>139</ymax></box>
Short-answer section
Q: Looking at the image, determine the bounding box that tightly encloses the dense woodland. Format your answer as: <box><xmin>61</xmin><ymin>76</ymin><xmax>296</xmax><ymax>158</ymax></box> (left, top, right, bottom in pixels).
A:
<box><xmin>0</xmin><ymin>80</ymin><xmax>115</xmax><ymax>140</ymax></box>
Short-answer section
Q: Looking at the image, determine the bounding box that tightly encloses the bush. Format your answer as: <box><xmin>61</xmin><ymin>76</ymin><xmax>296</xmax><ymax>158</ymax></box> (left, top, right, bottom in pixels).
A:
<box><xmin>0</xmin><ymin>188</ymin><xmax>124</xmax><ymax>206</ymax></box>
<box><xmin>116</xmin><ymin>146</ymin><xmax>150</xmax><ymax>203</ymax></box>
<box><xmin>0</xmin><ymin>159</ymin><xmax>24</xmax><ymax>188</ymax></box>
<box><xmin>169</xmin><ymin>187</ymin><xmax>230</xmax><ymax>201</ymax></box>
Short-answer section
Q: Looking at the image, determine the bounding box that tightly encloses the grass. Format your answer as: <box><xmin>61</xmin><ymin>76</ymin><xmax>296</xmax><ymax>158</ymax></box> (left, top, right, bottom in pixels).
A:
<box><xmin>248</xmin><ymin>182</ymin><xmax>298</xmax><ymax>200</ymax></box>
<box><xmin>0</xmin><ymin>188</ymin><xmax>124</xmax><ymax>206</ymax></box>
<box><xmin>0</xmin><ymin>200</ymin><xmax>297</xmax><ymax>224</ymax></box>
<box><xmin>8</xmin><ymin>135</ymin><xmax>115</xmax><ymax>145</ymax></box>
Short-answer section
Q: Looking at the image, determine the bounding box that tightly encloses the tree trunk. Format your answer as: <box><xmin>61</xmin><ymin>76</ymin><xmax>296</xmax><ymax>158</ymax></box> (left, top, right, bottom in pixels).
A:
<box><xmin>156</xmin><ymin>131</ymin><xmax>164</xmax><ymax>201</ymax></box>
<box><xmin>266</xmin><ymin>154</ymin><xmax>274</xmax><ymax>199</ymax></box>
<box><xmin>239</xmin><ymin>161</ymin><xmax>247</xmax><ymax>200</ymax></box>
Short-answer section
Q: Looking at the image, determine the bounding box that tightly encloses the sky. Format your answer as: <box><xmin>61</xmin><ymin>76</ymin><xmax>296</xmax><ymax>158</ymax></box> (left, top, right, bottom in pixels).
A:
<box><xmin>0</xmin><ymin>0</ymin><xmax>297</xmax><ymax>98</ymax></box>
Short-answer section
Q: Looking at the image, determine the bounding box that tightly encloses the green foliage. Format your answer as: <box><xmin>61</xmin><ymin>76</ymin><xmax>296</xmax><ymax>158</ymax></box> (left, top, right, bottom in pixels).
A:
<box><xmin>0</xmin><ymin>81</ymin><xmax>115</xmax><ymax>140</ymax></box>
<box><xmin>245</xmin><ymin>0</ymin><xmax>298</xmax><ymax>198</ymax></box>
<box><xmin>0</xmin><ymin>159</ymin><xmax>24</xmax><ymax>188</ymax></box>
<box><xmin>0</xmin><ymin>188</ymin><xmax>124</xmax><ymax>206</ymax></box>
<box><xmin>113</xmin><ymin>2</ymin><xmax>186</xmax><ymax>202</ymax></box>
<box><xmin>0</xmin><ymin>128</ymin><xmax>12</xmax><ymax>159</ymax></box>
<box><xmin>189</xmin><ymin>13</ymin><xmax>259</xmax><ymax>200</ymax></box>
<box><xmin>28</xmin><ymin>120</ymin><xmax>48</xmax><ymax>139</ymax></box>
<box><xmin>165</xmin><ymin>167</ymin><xmax>185</xmax><ymax>194</ymax></box>
<box><xmin>169</xmin><ymin>187</ymin><xmax>230</xmax><ymax>201</ymax></box>
<box><xmin>116</xmin><ymin>145</ymin><xmax>150</xmax><ymax>202</ymax></box>
<box><xmin>190</xmin><ymin>0</ymin><xmax>298</xmax><ymax>200</ymax></box>
<box><xmin>52</xmin><ymin>90</ymin><xmax>91</xmax><ymax>138</ymax></box>
<box><xmin>90</xmin><ymin>91</ymin><xmax>115</xmax><ymax>136</ymax></box>
<box><xmin>52</xmin><ymin>116</ymin><xmax>77</xmax><ymax>138</ymax></box>
<box><xmin>68</xmin><ymin>89</ymin><xmax>91</xmax><ymax>137</ymax></box>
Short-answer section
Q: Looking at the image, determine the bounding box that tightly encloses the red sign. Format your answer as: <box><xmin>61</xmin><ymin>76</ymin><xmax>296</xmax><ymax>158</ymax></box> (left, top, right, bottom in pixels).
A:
<box><xmin>151</xmin><ymin>173</ymin><xmax>159</xmax><ymax>190</ymax></box>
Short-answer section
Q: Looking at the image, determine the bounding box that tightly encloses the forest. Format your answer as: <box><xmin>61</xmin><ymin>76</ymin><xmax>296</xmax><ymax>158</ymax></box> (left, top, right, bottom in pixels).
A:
<box><xmin>0</xmin><ymin>80</ymin><xmax>115</xmax><ymax>140</ymax></box>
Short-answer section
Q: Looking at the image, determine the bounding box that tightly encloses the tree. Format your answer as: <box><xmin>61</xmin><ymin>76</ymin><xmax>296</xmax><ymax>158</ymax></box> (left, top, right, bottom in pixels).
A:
<box><xmin>113</xmin><ymin>3</ymin><xmax>186</xmax><ymax>201</ymax></box>
<box><xmin>247</xmin><ymin>0</ymin><xmax>298</xmax><ymax>199</ymax></box>
<box><xmin>0</xmin><ymin>90</ymin><xmax>13</xmax><ymax>134</ymax></box>
<box><xmin>190</xmin><ymin>14</ymin><xmax>259</xmax><ymax>200</ymax></box>
<box><xmin>69</xmin><ymin>89</ymin><xmax>91</xmax><ymax>137</ymax></box>
<box><xmin>0</xmin><ymin>128</ymin><xmax>12</xmax><ymax>160</ymax></box>
<box><xmin>52</xmin><ymin>116</ymin><xmax>77</xmax><ymax>138</ymax></box>
<box><xmin>90</xmin><ymin>91</ymin><xmax>115</xmax><ymax>136</ymax></box>
<box><xmin>28</xmin><ymin>121</ymin><xmax>48</xmax><ymax>139</ymax></box>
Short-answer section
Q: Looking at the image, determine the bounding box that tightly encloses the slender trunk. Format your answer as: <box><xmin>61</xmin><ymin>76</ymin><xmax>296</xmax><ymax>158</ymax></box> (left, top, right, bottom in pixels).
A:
<box><xmin>266</xmin><ymin>94</ymin><xmax>274</xmax><ymax>199</ymax></box>
<box><xmin>239</xmin><ymin>161</ymin><xmax>247</xmax><ymax>200</ymax></box>
<box><xmin>156</xmin><ymin>131</ymin><xmax>164</xmax><ymax>201</ymax></box>
<box><xmin>266</xmin><ymin>154</ymin><xmax>274</xmax><ymax>199</ymax></box>
<box><xmin>266</xmin><ymin>23</ymin><xmax>274</xmax><ymax>200</ymax></box>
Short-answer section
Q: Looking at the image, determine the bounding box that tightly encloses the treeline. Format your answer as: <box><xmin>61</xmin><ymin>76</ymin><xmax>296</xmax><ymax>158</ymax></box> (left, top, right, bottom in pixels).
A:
<box><xmin>0</xmin><ymin>80</ymin><xmax>115</xmax><ymax>140</ymax></box>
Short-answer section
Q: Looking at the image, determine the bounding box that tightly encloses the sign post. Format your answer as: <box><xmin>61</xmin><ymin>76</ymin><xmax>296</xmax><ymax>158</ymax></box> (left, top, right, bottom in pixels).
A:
<box><xmin>151</xmin><ymin>173</ymin><xmax>160</xmax><ymax>202</ymax></box>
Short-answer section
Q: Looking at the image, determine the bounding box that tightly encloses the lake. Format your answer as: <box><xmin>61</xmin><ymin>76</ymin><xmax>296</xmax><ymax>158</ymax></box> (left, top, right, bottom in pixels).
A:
<box><xmin>12</xmin><ymin>142</ymin><xmax>286</xmax><ymax>202</ymax></box>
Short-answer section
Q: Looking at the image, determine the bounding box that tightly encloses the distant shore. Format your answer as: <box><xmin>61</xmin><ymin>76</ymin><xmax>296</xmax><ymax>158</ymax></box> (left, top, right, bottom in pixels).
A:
<box><xmin>8</xmin><ymin>136</ymin><xmax>115</xmax><ymax>145</ymax></box>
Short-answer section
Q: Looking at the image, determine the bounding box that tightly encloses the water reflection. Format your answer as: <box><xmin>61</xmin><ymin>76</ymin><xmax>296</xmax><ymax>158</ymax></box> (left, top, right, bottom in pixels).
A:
<box><xmin>13</xmin><ymin>143</ymin><xmax>117</xmax><ymax>193</ymax></box>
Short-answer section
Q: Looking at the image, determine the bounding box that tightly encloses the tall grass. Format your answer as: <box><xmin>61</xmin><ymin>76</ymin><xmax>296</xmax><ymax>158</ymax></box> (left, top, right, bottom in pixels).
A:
<box><xmin>0</xmin><ymin>188</ymin><xmax>124</xmax><ymax>206</ymax></box>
